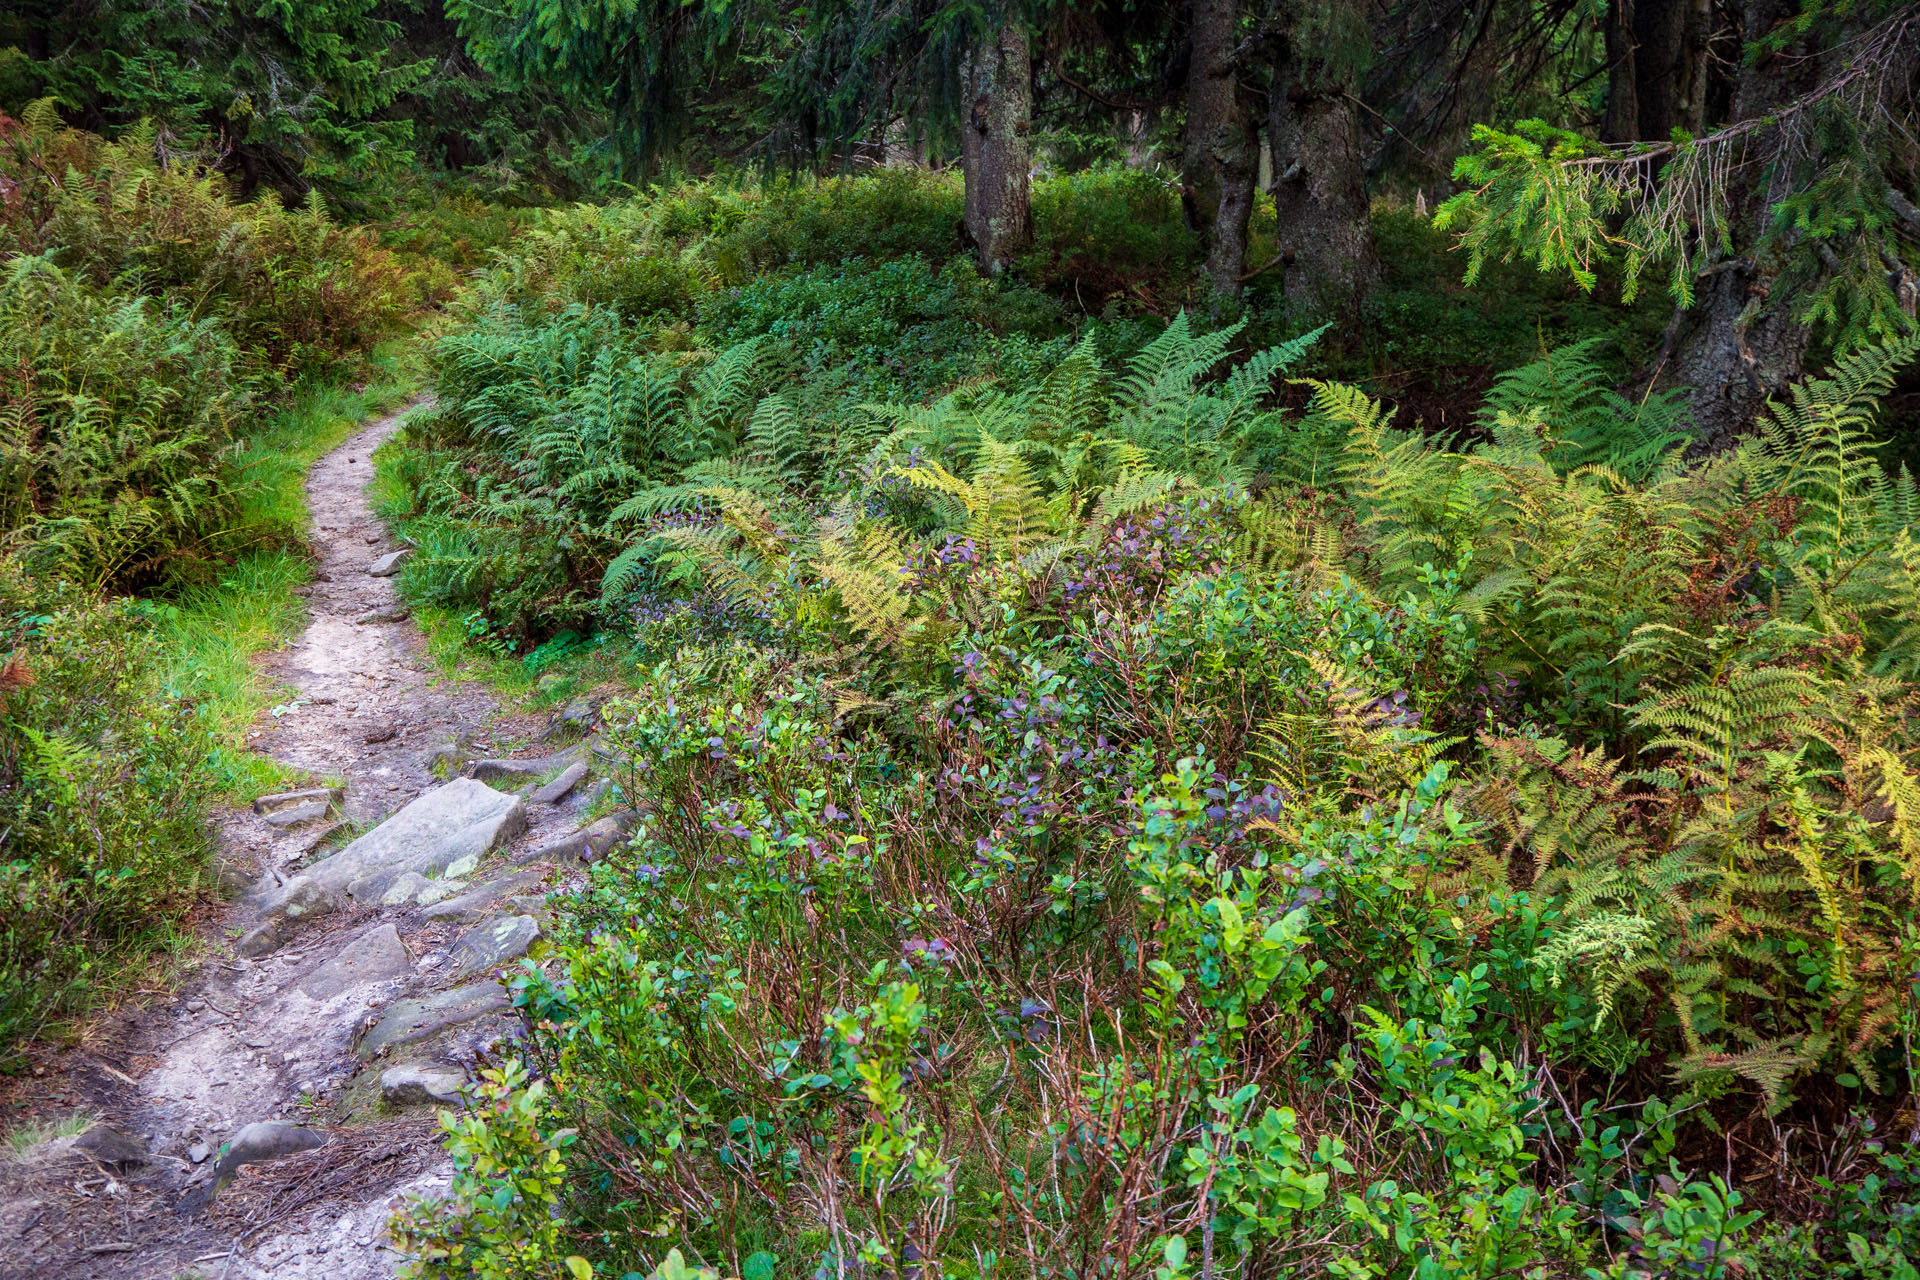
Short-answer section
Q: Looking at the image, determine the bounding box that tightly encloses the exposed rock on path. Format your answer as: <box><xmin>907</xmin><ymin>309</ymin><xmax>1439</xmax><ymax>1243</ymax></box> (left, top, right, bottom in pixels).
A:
<box><xmin>0</xmin><ymin>402</ymin><xmax>624</xmax><ymax>1279</ymax></box>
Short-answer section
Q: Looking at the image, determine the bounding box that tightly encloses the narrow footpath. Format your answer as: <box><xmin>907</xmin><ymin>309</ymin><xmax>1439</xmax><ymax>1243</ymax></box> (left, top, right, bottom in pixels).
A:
<box><xmin>0</xmin><ymin>403</ymin><xmax>623</xmax><ymax>1279</ymax></box>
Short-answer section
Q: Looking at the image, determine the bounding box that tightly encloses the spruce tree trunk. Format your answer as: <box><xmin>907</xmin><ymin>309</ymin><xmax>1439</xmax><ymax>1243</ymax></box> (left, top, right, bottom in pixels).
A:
<box><xmin>1182</xmin><ymin>0</ymin><xmax>1239</xmax><ymax>242</ymax></box>
<box><xmin>1676</xmin><ymin>0</ymin><xmax>1714</xmax><ymax>134</ymax></box>
<box><xmin>1603</xmin><ymin>0</ymin><xmax>1640</xmax><ymax>143</ymax></box>
<box><xmin>1269</xmin><ymin>51</ymin><xmax>1377</xmax><ymax>321</ymax></box>
<box><xmin>1603</xmin><ymin>0</ymin><xmax>1706</xmax><ymax>143</ymax></box>
<box><xmin>1660</xmin><ymin>0</ymin><xmax>1816</xmax><ymax>445</ymax></box>
<box><xmin>1206</xmin><ymin>109</ymin><xmax>1259</xmax><ymax>310</ymax></box>
<box><xmin>1632</xmin><ymin>0</ymin><xmax>1691</xmax><ymax>140</ymax></box>
<box><xmin>961</xmin><ymin>21</ymin><xmax>1034</xmax><ymax>276</ymax></box>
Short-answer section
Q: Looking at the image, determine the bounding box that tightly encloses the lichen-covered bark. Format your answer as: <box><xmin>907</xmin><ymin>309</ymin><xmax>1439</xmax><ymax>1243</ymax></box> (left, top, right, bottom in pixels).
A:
<box><xmin>1182</xmin><ymin>0</ymin><xmax>1239</xmax><ymax>238</ymax></box>
<box><xmin>1269</xmin><ymin>52</ymin><xmax>1377</xmax><ymax>321</ymax></box>
<box><xmin>1661</xmin><ymin>0</ymin><xmax>1819</xmax><ymax>446</ymax></box>
<box><xmin>961</xmin><ymin>21</ymin><xmax>1033</xmax><ymax>276</ymax></box>
<box><xmin>1205</xmin><ymin>109</ymin><xmax>1259</xmax><ymax>309</ymax></box>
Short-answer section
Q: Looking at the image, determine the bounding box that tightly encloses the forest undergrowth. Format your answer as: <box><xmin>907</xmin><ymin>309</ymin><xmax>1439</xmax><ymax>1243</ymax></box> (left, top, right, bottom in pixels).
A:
<box><xmin>0</xmin><ymin>109</ymin><xmax>420</xmax><ymax>1062</ymax></box>
<box><xmin>6</xmin><ymin>97</ymin><xmax>1920</xmax><ymax>1280</ymax></box>
<box><xmin>359</xmin><ymin>172</ymin><xmax>1920</xmax><ymax>1280</ymax></box>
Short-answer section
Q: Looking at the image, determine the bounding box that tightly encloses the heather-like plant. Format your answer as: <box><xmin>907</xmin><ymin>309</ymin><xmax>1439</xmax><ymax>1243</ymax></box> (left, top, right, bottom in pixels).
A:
<box><xmin>0</xmin><ymin>560</ymin><xmax>215</xmax><ymax>1064</ymax></box>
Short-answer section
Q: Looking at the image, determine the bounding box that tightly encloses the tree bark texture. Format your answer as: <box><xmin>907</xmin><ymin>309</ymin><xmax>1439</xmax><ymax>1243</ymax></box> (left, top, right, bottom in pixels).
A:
<box><xmin>1206</xmin><ymin>107</ymin><xmax>1259</xmax><ymax>309</ymax></box>
<box><xmin>961</xmin><ymin>21</ymin><xmax>1034</xmax><ymax>276</ymax></box>
<box><xmin>1604</xmin><ymin>0</ymin><xmax>1713</xmax><ymax>143</ymax></box>
<box><xmin>1660</xmin><ymin>0</ymin><xmax>1816</xmax><ymax>446</ymax></box>
<box><xmin>1603</xmin><ymin>0</ymin><xmax>1640</xmax><ymax>143</ymax></box>
<box><xmin>1269</xmin><ymin>52</ymin><xmax>1378</xmax><ymax>321</ymax></box>
<box><xmin>1182</xmin><ymin>0</ymin><xmax>1240</xmax><ymax>241</ymax></box>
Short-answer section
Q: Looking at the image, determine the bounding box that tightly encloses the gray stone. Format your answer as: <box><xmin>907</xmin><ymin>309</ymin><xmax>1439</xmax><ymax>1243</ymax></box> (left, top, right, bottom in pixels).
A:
<box><xmin>561</xmin><ymin>699</ymin><xmax>595</xmax><ymax>728</ymax></box>
<box><xmin>378</xmin><ymin>872</ymin><xmax>431</xmax><ymax>906</ymax></box>
<box><xmin>380</xmin><ymin>1064</ymin><xmax>467</xmax><ymax>1107</ymax></box>
<box><xmin>208</xmin><ymin>855</ymin><xmax>252</xmax><ymax>898</ymax></box>
<box><xmin>263</xmin><ymin>801</ymin><xmax>331</xmax><ymax>830</ymax></box>
<box><xmin>73</xmin><ymin>1126</ymin><xmax>147</xmax><ymax>1167</ymax></box>
<box><xmin>187</xmin><ymin>1141</ymin><xmax>210</xmax><ymax>1164</ymax></box>
<box><xmin>236</xmin><ymin>917</ymin><xmax>291</xmax><ymax>958</ymax></box>
<box><xmin>513</xmin><ymin>809</ymin><xmax>638</xmax><ymax>868</ymax></box>
<box><xmin>530</xmin><ymin>762</ymin><xmax>588</xmax><ymax>806</ymax></box>
<box><xmin>253</xmin><ymin>787</ymin><xmax>341</xmax><ymax>818</ymax></box>
<box><xmin>367</xmin><ymin>548</ymin><xmax>413</xmax><ymax>577</ymax></box>
<box><xmin>470</xmin><ymin>750</ymin><xmax>578</xmax><ymax>785</ymax></box>
<box><xmin>421</xmin><ymin>871</ymin><xmax>546</xmax><ymax>925</ymax></box>
<box><xmin>356</xmin><ymin>605</ymin><xmax>411</xmax><ymax>625</ymax></box>
<box><xmin>298</xmin><ymin>924</ymin><xmax>412</xmax><ymax>1000</ymax></box>
<box><xmin>448</xmin><ymin>914</ymin><xmax>540</xmax><ymax>981</ymax></box>
<box><xmin>578</xmin><ymin>811</ymin><xmax>639</xmax><ymax>862</ymax></box>
<box><xmin>213</xmin><ymin>1122</ymin><xmax>328</xmax><ymax>1185</ymax></box>
<box><xmin>285</xmin><ymin>822</ymin><xmax>343</xmax><ymax>870</ymax></box>
<box><xmin>258</xmin><ymin>779</ymin><xmax>524</xmax><ymax>914</ymax></box>
<box><xmin>356</xmin><ymin>982</ymin><xmax>511</xmax><ymax>1060</ymax></box>
<box><xmin>414</xmin><ymin>878</ymin><xmax>467</xmax><ymax>906</ymax></box>
<box><xmin>507</xmin><ymin>894</ymin><xmax>554</xmax><ymax>924</ymax></box>
<box><xmin>239</xmin><ymin>878</ymin><xmax>341</xmax><ymax>954</ymax></box>
<box><xmin>424</xmin><ymin>742</ymin><xmax>468</xmax><ymax>776</ymax></box>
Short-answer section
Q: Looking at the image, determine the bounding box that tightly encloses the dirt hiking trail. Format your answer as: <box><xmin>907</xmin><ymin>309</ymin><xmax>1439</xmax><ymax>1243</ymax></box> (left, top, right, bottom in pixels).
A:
<box><xmin>0</xmin><ymin>402</ymin><xmax>626</xmax><ymax>1279</ymax></box>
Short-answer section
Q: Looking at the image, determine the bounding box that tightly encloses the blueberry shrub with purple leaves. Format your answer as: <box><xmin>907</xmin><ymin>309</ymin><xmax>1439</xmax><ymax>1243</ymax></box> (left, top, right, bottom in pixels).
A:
<box><xmin>377</xmin><ymin>180</ymin><xmax>1920</xmax><ymax>1280</ymax></box>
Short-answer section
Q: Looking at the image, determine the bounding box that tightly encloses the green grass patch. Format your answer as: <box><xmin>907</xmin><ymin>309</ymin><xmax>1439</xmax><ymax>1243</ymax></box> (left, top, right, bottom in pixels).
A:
<box><xmin>3</xmin><ymin>1111</ymin><xmax>95</xmax><ymax>1159</ymax></box>
<box><xmin>156</xmin><ymin>342</ymin><xmax>424</xmax><ymax>797</ymax></box>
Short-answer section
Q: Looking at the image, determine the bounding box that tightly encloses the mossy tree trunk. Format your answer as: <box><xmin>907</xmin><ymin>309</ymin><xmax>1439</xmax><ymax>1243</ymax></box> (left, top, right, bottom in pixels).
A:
<box><xmin>1269</xmin><ymin>42</ymin><xmax>1377</xmax><ymax>321</ymax></box>
<box><xmin>962</xmin><ymin>20</ymin><xmax>1034</xmax><ymax>276</ymax></box>
<box><xmin>1182</xmin><ymin>0</ymin><xmax>1239</xmax><ymax>238</ymax></box>
<box><xmin>1658</xmin><ymin>0</ymin><xmax>1824</xmax><ymax>447</ymax></box>
<box><xmin>1184</xmin><ymin>0</ymin><xmax>1259</xmax><ymax>309</ymax></box>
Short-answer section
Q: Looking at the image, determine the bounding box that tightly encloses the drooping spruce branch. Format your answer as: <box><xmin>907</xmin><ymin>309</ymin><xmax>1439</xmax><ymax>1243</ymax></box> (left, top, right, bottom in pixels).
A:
<box><xmin>1435</xmin><ymin>7</ymin><xmax>1920</xmax><ymax>347</ymax></box>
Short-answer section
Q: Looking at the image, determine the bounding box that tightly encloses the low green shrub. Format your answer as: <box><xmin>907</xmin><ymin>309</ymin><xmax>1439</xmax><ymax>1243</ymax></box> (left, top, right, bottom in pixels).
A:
<box><xmin>388</xmin><ymin>307</ymin><xmax>1920</xmax><ymax>1277</ymax></box>
<box><xmin>0</xmin><ymin>111</ymin><xmax>413</xmax><ymax>590</ymax></box>
<box><xmin>0</xmin><ymin>106</ymin><xmax>411</xmax><ymax>378</ymax></box>
<box><xmin>0</xmin><ymin>256</ymin><xmax>247</xmax><ymax>591</ymax></box>
<box><xmin>1024</xmin><ymin>162</ymin><xmax>1198</xmax><ymax>299</ymax></box>
<box><xmin>0</xmin><ymin>561</ymin><xmax>214</xmax><ymax>1063</ymax></box>
<box><xmin>390</xmin><ymin>1059</ymin><xmax>590</xmax><ymax>1280</ymax></box>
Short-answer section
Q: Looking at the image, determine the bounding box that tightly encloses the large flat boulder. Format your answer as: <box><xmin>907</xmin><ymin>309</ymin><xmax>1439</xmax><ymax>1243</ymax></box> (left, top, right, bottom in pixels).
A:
<box><xmin>256</xmin><ymin>779</ymin><xmax>525</xmax><ymax>920</ymax></box>
<box><xmin>448</xmin><ymin>915</ymin><xmax>540</xmax><ymax>981</ymax></box>
<box><xmin>356</xmin><ymin>981</ymin><xmax>511</xmax><ymax>1060</ymax></box>
<box><xmin>298</xmin><ymin>923</ymin><xmax>412</xmax><ymax>1000</ymax></box>
<box><xmin>421</xmin><ymin>870</ymin><xmax>547</xmax><ymax>926</ymax></box>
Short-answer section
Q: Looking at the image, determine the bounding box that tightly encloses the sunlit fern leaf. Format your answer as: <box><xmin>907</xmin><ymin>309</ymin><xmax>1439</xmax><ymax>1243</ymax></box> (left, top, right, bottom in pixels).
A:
<box><xmin>815</xmin><ymin>503</ymin><xmax>911</xmax><ymax>649</ymax></box>
<box><xmin>1092</xmin><ymin>469</ymin><xmax>1184</xmax><ymax>524</ymax></box>
<box><xmin>1672</xmin><ymin>1038</ymin><xmax>1817</xmax><ymax>1112</ymax></box>
<box><xmin>1745</xmin><ymin>335</ymin><xmax>1920</xmax><ymax>578</ymax></box>
<box><xmin>1031</xmin><ymin>335</ymin><xmax>1106</xmax><ymax>437</ymax></box>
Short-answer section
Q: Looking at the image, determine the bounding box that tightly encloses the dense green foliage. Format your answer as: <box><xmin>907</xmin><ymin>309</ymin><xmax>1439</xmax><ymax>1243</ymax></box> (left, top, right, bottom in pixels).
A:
<box><xmin>0</xmin><ymin>0</ymin><xmax>419</xmax><ymax>193</ymax></box>
<box><xmin>382</xmin><ymin>170</ymin><xmax>1920</xmax><ymax>1279</ymax></box>
<box><xmin>0</xmin><ymin>116</ymin><xmax>414</xmax><ymax>1065</ymax></box>
<box><xmin>6</xmin><ymin>0</ymin><xmax>1920</xmax><ymax>1268</ymax></box>
<box><xmin>0</xmin><ymin>108</ymin><xmax>408</xmax><ymax>590</ymax></box>
<box><xmin>0</xmin><ymin>563</ymin><xmax>215</xmax><ymax>1057</ymax></box>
